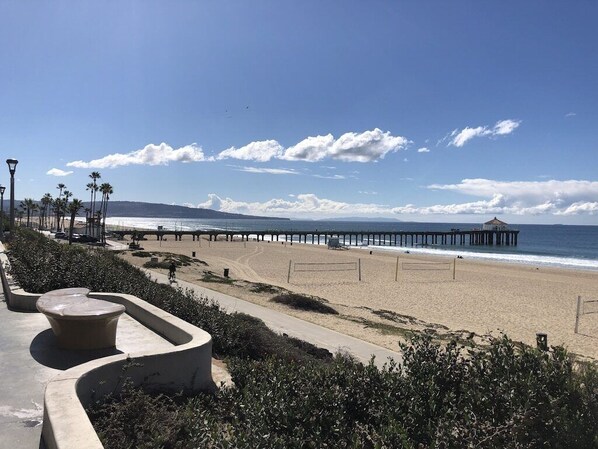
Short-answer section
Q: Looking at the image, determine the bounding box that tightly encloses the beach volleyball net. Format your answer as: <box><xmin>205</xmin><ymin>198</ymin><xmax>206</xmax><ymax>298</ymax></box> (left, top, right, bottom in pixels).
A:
<box><xmin>395</xmin><ymin>257</ymin><xmax>456</xmax><ymax>281</ymax></box>
<box><xmin>574</xmin><ymin>296</ymin><xmax>598</xmax><ymax>333</ymax></box>
<box><xmin>287</xmin><ymin>259</ymin><xmax>361</xmax><ymax>283</ymax></box>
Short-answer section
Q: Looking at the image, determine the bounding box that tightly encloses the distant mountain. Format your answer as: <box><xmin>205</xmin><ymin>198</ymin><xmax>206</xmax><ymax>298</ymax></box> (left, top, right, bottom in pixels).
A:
<box><xmin>100</xmin><ymin>201</ymin><xmax>288</xmax><ymax>220</ymax></box>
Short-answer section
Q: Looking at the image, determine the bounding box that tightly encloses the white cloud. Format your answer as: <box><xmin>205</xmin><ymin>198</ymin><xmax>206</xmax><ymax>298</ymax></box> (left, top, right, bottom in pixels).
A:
<box><xmin>237</xmin><ymin>167</ymin><xmax>299</xmax><ymax>175</ymax></box>
<box><xmin>217</xmin><ymin>140</ymin><xmax>284</xmax><ymax>162</ymax></box>
<box><xmin>425</xmin><ymin>179</ymin><xmax>598</xmax><ymax>215</ymax></box>
<box><xmin>195</xmin><ymin>193</ymin><xmax>391</xmax><ymax>219</ymax></box>
<box><xmin>67</xmin><ymin>143</ymin><xmax>207</xmax><ymax>169</ymax></box>
<box><xmin>450</xmin><ymin>126</ymin><xmax>489</xmax><ymax>147</ymax></box>
<box><xmin>428</xmin><ymin>178</ymin><xmax>598</xmax><ymax>200</ymax></box>
<box><xmin>313</xmin><ymin>174</ymin><xmax>346</xmax><ymax>180</ymax></box>
<box><xmin>417</xmin><ymin>147</ymin><xmax>430</xmax><ymax>153</ymax></box>
<box><xmin>283</xmin><ymin>134</ymin><xmax>335</xmax><ymax>161</ymax></box>
<box><xmin>565</xmin><ymin>112</ymin><xmax>576</xmax><ymax>118</ymax></box>
<box><xmin>219</xmin><ymin>129</ymin><xmax>409</xmax><ymax>163</ymax></box>
<box><xmin>65</xmin><ymin>129</ymin><xmax>408</xmax><ymax>169</ymax></box>
<box><xmin>46</xmin><ymin>168</ymin><xmax>73</xmax><ymax>177</ymax></box>
<box><xmin>556</xmin><ymin>202</ymin><xmax>598</xmax><ymax>215</ymax></box>
<box><xmin>318</xmin><ymin>128</ymin><xmax>408</xmax><ymax>162</ymax></box>
<box><xmin>197</xmin><ymin>193</ymin><xmax>223</xmax><ymax>210</ymax></box>
<box><xmin>492</xmin><ymin>119</ymin><xmax>520</xmax><ymax>135</ymax></box>
<box><xmin>449</xmin><ymin>119</ymin><xmax>521</xmax><ymax>147</ymax></box>
<box><xmin>195</xmin><ymin>178</ymin><xmax>598</xmax><ymax>219</ymax></box>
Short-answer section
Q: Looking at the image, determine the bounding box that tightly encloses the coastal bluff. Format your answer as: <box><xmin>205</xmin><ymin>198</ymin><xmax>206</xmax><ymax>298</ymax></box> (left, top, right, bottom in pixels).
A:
<box><xmin>103</xmin><ymin>201</ymin><xmax>288</xmax><ymax>220</ymax></box>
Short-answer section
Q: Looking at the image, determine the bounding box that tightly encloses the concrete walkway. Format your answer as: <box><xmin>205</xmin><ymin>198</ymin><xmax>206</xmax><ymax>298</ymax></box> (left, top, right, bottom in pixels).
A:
<box><xmin>0</xmin><ymin>293</ymin><xmax>173</xmax><ymax>449</ymax></box>
<box><xmin>146</xmin><ymin>269</ymin><xmax>402</xmax><ymax>366</ymax></box>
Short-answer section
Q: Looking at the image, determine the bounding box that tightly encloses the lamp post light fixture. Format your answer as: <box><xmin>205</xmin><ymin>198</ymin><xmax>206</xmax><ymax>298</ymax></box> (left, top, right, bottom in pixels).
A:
<box><xmin>0</xmin><ymin>185</ymin><xmax>5</xmax><ymax>232</ymax></box>
<box><xmin>6</xmin><ymin>159</ymin><xmax>18</xmax><ymax>231</ymax></box>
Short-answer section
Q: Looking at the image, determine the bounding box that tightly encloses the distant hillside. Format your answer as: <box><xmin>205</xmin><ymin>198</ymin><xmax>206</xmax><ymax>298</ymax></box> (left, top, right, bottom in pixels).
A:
<box><xmin>99</xmin><ymin>201</ymin><xmax>288</xmax><ymax>220</ymax></box>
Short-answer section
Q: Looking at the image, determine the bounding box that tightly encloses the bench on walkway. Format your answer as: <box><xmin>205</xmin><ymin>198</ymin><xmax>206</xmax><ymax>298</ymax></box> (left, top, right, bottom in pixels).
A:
<box><xmin>36</xmin><ymin>288</ymin><xmax>126</xmax><ymax>350</ymax></box>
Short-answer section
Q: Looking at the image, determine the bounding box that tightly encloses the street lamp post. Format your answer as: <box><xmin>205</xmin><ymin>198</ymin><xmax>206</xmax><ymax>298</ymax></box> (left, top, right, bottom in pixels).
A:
<box><xmin>6</xmin><ymin>159</ymin><xmax>18</xmax><ymax>231</ymax></box>
<box><xmin>0</xmin><ymin>185</ymin><xmax>5</xmax><ymax>231</ymax></box>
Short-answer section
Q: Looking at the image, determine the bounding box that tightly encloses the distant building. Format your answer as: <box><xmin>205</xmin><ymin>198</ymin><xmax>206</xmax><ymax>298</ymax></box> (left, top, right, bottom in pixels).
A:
<box><xmin>327</xmin><ymin>237</ymin><xmax>342</xmax><ymax>249</ymax></box>
<box><xmin>482</xmin><ymin>217</ymin><xmax>509</xmax><ymax>231</ymax></box>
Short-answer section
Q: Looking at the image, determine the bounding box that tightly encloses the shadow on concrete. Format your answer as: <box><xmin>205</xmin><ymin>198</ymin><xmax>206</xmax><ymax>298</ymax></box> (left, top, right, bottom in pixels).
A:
<box><xmin>30</xmin><ymin>330</ymin><xmax>123</xmax><ymax>371</ymax></box>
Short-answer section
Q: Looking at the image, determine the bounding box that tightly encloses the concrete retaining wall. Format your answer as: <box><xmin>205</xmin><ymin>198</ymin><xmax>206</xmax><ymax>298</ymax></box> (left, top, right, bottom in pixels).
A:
<box><xmin>0</xmin><ymin>245</ymin><xmax>41</xmax><ymax>311</ymax></box>
<box><xmin>0</xmin><ymin>242</ymin><xmax>217</xmax><ymax>449</ymax></box>
<box><xmin>43</xmin><ymin>292</ymin><xmax>215</xmax><ymax>449</ymax></box>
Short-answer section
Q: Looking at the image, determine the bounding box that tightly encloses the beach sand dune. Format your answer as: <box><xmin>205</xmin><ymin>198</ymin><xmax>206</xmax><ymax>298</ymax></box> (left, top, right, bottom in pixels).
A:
<box><xmin>119</xmin><ymin>236</ymin><xmax>598</xmax><ymax>360</ymax></box>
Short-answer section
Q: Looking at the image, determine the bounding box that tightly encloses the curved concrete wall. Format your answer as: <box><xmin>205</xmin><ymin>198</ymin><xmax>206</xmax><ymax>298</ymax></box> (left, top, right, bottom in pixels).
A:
<box><xmin>0</xmin><ymin>243</ymin><xmax>217</xmax><ymax>449</ymax></box>
<box><xmin>43</xmin><ymin>293</ymin><xmax>215</xmax><ymax>449</ymax></box>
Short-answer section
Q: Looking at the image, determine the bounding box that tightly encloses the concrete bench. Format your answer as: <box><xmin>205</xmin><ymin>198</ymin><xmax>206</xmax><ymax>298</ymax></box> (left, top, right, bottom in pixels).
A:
<box><xmin>36</xmin><ymin>288</ymin><xmax>126</xmax><ymax>350</ymax></box>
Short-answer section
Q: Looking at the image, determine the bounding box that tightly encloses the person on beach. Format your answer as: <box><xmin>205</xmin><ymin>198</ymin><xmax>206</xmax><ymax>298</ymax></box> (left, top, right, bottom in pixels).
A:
<box><xmin>168</xmin><ymin>261</ymin><xmax>176</xmax><ymax>282</ymax></box>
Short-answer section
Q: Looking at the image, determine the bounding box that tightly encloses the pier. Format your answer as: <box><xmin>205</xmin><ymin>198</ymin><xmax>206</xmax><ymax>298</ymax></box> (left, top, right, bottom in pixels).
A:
<box><xmin>111</xmin><ymin>228</ymin><xmax>519</xmax><ymax>247</ymax></box>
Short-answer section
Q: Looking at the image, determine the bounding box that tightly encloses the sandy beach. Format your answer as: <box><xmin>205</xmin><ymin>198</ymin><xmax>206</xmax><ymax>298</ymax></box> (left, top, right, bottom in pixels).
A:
<box><xmin>116</xmin><ymin>235</ymin><xmax>598</xmax><ymax>360</ymax></box>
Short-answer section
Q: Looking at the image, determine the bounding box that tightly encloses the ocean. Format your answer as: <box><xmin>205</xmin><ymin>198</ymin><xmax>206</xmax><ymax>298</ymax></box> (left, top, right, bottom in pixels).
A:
<box><xmin>105</xmin><ymin>217</ymin><xmax>598</xmax><ymax>271</ymax></box>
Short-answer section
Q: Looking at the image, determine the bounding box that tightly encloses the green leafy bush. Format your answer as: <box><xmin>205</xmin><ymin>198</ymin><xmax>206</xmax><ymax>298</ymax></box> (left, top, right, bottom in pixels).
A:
<box><xmin>131</xmin><ymin>251</ymin><xmax>153</xmax><ymax>258</ymax></box>
<box><xmin>248</xmin><ymin>282</ymin><xmax>281</xmax><ymax>294</ymax></box>
<box><xmin>201</xmin><ymin>271</ymin><xmax>234</xmax><ymax>284</ymax></box>
<box><xmin>90</xmin><ymin>335</ymin><xmax>598</xmax><ymax>449</ymax></box>
<box><xmin>6</xmin><ymin>229</ymin><xmax>330</xmax><ymax>362</ymax></box>
<box><xmin>271</xmin><ymin>293</ymin><xmax>338</xmax><ymax>315</ymax></box>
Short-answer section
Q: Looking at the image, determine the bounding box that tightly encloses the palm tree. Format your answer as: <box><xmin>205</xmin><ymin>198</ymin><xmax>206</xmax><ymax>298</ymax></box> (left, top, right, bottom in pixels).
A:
<box><xmin>99</xmin><ymin>183</ymin><xmax>113</xmax><ymax>243</ymax></box>
<box><xmin>20</xmin><ymin>198</ymin><xmax>39</xmax><ymax>228</ymax></box>
<box><xmin>67</xmin><ymin>199</ymin><xmax>84</xmax><ymax>245</ymax></box>
<box><xmin>40</xmin><ymin>193</ymin><xmax>53</xmax><ymax>229</ymax></box>
<box><xmin>61</xmin><ymin>190</ymin><xmax>73</xmax><ymax>231</ymax></box>
<box><xmin>56</xmin><ymin>183</ymin><xmax>66</xmax><ymax>200</ymax></box>
<box><xmin>84</xmin><ymin>207</ymin><xmax>91</xmax><ymax>234</ymax></box>
<box><xmin>88</xmin><ymin>172</ymin><xmax>101</xmax><ymax>237</ymax></box>
<box><xmin>53</xmin><ymin>198</ymin><xmax>66</xmax><ymax>232</ymax></box>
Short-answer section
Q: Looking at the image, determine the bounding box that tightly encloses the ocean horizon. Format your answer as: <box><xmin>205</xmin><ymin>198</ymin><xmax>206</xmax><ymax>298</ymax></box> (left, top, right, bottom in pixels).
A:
<box><xmin>105</xmin><ymin>217</ymin><xmax>598</xmax><ymax>271</ymax></box>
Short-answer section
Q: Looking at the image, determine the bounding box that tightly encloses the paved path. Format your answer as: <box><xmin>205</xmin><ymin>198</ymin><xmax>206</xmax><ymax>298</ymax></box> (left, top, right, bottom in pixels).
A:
<box><xmin>146</xmin><ymin>270</ymin><xmax>402</xmax><ymax>366</ymax></box>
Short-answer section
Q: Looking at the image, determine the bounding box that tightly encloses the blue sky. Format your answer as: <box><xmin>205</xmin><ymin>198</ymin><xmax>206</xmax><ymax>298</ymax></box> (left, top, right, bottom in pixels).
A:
<box><xmin>1</xmin><ymin>1</ymin><xmax>597</xmax><ymax>224</ymax></box>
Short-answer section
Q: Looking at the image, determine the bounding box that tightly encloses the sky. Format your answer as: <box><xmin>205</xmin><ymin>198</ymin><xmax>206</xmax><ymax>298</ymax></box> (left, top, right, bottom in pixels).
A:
<box><xmin>1</xmin><ymin>1</ymin><xmax>597</xmax><ymax>224</ymax></box>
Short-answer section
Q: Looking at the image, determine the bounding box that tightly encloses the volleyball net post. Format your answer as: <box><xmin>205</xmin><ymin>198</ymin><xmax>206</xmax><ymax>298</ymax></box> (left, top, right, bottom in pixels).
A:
<box><xmin>575</xmin><ymin>295</ymin><xmax>582</xmax><ymax>334</ymax></box>
<box><xmin>575</xmin><ymin>295</ymin><xmax>598</xmax><ymax>334</ymax></box>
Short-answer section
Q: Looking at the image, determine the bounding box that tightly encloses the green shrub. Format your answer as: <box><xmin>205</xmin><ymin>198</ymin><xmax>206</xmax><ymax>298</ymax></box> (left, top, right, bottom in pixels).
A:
<box><xmin>142</xmin><ymin>260</ymin><xmax>171</xmax><ymax>269</ymax></box>
<box><xmin>201</xmin><ymin>271</ymin><xmax>234</xmax><ymax>284</ymax></box>
<box><xmin>131</xmin><ymin>251</ymin><xmax>153</xmax><ymax>258</ymax></box>
<box><xmin>249</xmin><ymin>282</ymin><xmax>281</xmax><ymax>294</ymax></box>
<box><xmin>6</xmin><ymin>229</ymin><xmax>330</xmax><ymax>363</ymax></box>
<box><xmin>90</xmin><ymin>335</ymin><xmax>598</xmax><ymax>449</ymax></box>
<box><xmin>271</xmin><ymin>293</ymin><xmax>338</xmax><ymax>315</ymax></box>
<box><xmin>87</xmin><ymin>387</ymin><xmax>189</xmax><ymax>449</ymax></box>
